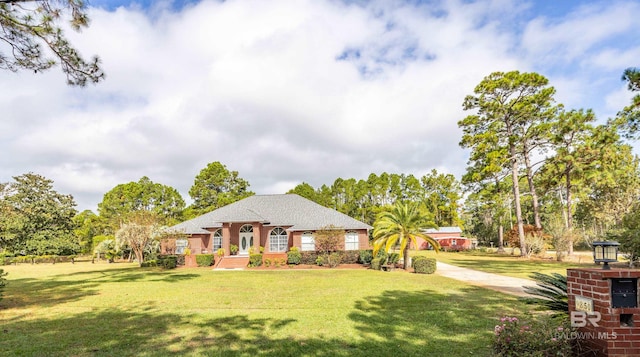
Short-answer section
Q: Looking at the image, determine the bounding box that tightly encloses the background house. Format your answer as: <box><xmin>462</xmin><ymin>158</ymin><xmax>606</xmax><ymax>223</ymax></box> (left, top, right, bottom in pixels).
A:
<box><xmin>415</xmin><ymin>226</ymin><xmax>475</xmax><ymax>250</ymax></box>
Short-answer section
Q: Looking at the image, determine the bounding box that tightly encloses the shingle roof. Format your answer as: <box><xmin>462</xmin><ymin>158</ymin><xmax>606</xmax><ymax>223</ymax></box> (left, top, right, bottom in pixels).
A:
<box><xmin>424</xmin><ymin>226</ymin><xmax>463</xmax><ymax>234</ymax></box>
<box><xmin>169</xmin><ymin>194</ymin><xmax>372</xmax><ymax>234</ymax></box>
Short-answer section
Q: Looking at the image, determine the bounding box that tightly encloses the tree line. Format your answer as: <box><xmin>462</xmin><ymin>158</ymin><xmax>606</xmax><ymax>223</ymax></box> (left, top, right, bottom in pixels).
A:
<box><xmin>461</xmin><ymin>69</ymin><xmax>640</xmax><ymax>258</ymax></box>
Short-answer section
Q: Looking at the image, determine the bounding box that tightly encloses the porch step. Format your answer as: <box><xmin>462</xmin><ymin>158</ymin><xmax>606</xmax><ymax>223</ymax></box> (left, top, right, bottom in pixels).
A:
<box><xmin>215</xmin><ymin>256</ymin><xmax>249</xmax><ymax>270</ymax></box>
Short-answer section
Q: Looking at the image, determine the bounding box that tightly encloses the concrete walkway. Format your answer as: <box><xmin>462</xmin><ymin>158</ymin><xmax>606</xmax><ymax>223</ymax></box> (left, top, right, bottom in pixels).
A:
<box><xmin>436</xmin><ymin>262</ymin><xmax>538</xmax><ymax>297</ymax></box>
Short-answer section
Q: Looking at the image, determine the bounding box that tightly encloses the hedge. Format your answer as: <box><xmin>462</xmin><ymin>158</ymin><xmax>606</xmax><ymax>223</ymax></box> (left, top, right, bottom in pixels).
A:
<box><xmin>414</xmin><ymin>257</ymin><xmax>436</xmax><ymax>274</ymax></box>
<box><xmin>249</xmin><ymin>254</ymin><xmax>263</xmax><ymax>267</ymax></box>
<box><xmin>196</xmin><ymin>254</ymin><xmax>215</xmax><ymax>267</ymax></box>
<box><xmin>371</xmin><ymin>258</ymin><xmax>382</xmax><ymax>271</ymax></box>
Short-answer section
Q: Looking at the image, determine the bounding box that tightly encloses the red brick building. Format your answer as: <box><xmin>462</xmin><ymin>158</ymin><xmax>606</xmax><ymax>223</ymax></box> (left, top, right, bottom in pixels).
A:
<box><xmin>165</xmin><ymin>194</ymin><xmax>371</xmax><ymax>257</ymax></box>
<box><xmin>415</xmin><ymin>227</ymin><xmax>474</xmax><ymax>250</ymax></box>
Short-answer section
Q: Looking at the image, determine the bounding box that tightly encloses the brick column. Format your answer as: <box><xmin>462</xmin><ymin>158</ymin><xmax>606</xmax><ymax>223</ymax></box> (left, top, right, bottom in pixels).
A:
<box><xmin>567</xmin><ymin>268</ymin><xmax>640</xmax><ymax>356</ymax></box>
<box><xmin>222</xmin><ymin>223</ymin><xmax>231</xmax><ymax>257</ymax></box>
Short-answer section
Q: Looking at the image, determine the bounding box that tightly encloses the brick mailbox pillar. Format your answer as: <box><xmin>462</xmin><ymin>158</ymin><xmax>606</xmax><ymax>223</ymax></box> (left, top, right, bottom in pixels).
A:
<box><xmin>567</xmin><ymin>268</ymin><xmax>640</xmax><ymax>356</ymax></box>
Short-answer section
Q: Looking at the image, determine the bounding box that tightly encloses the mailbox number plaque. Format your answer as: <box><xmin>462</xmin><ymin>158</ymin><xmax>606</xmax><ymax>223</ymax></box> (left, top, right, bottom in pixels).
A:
<box><xmin>575</xmin><ymin>296</ymin><xmax>594</xmax><ymax>314</ymax></box>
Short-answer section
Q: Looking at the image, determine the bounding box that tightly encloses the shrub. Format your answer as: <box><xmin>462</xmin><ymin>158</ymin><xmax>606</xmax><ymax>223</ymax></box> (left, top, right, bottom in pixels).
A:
<box><xmin>230</xmin><ymin>244</ymin><xmax>239</xmax><ymax>255</ymax></box>
<box><xmin>275</xmin><ymin>258</ymin><xmax>286</xmax><ymax>267</ymax></box>
<box><xmin>140</xmin><ymin>260</ymin><xmax>157</xmax><ymax>267</ymax></box>
<box><xmin>175</xmin><ymin>254</ymin><xmax>186</xmax><ymax>266</ymax></box>
<box><xmin>358</xmin><ymin>249</ymin><xmax>373</xmax><ymax>264</ymax></box>
<box><xmin>249</xmin><ymin>254</ymin><xmax>263</xmax><ymax>267</ymax></box>
<box><xmin>315</xmin><ymin>255</ymin><xmax>326</xmax><ymax>266</ymax></box>
<box><xmin>520</xmin><ymin>273</ymin><xmax>568</xmax><ymax>315</ymax></box>
<box><xmin>300</xmin><ymin>251</ymin><xmax>319</xmax><ymax>265</ymax></box>
<box><xmin>411</xmin><ymin>255</ymin><xmax>427</xmax><ymax>268</ymax></box>
<box><xmin>158</xmin><ymin>255</ymin><xmax>178</xmax><ymax>269</ymax></box>
<box><xmin>493</xmin><ymin>315</ymin><xmax>574</xmax><ymax>356</ymax></box>
<box><xmin>341</xmin><ymin>250</ymin><xmax>359</xmax><ymax>264</ymax></box>
<box><xmin>0</xmin><ymin>268</ymin><xmax>7</xmax><ymax>303</ymax></box>
<box><xmin>327</xmin><ymin>252</ymin><xmax>342</xmax><ymax>268</ymax></box>
<box><xmin>264</xmin><ymin>258</ymin><xmax>272</xmax><ymax>267</ymax></box>
<box><xmin>376</xmin><ymin>250</ymin><xmax>388</xmax><ymax>264</ymax></box>
<box><xmin>196</xmin><ymin>254</ymin><xmax>215</xmax><ymax>267</ymax></box>
<box><xmin>217</xmin><ymin>248</ymin><xmax>225</xmax><ymax>257</ymax></box>
<box><xmin>414</xmin><ymin>258</ymin><xmax>436</xmax><ymax>274</ymax></box>
<box><xmin>370</xmin><ymin>258</ymin><xmax>382</xmax><ymax>271</ymax></box>
<box><xmin>287</xmin><ymin>248</ymin><xmax>302</xmax><ymax>265</ymax></box>
<box><xmin>388</xmin><ymin>253</ymin><xmax>400</xmax><ymax>265</ymax></box>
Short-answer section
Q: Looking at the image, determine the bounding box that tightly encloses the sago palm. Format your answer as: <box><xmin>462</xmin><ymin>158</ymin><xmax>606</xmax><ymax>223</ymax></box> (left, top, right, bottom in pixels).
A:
<box><xmin>373</xmin><ymin>202</ymin><xmax>440</xmax><ymax>270</ymax></box>
<box><xmin>521</xmin><ymin>272</ymin><xmax>568</xmax><ymax>316</ymax></box>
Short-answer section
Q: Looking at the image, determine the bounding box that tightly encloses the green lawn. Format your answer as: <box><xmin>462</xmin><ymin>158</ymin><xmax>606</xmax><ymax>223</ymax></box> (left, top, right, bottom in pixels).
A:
<box><xmin>413</xmin><ymin>250</ymin><xmax>596</xmax><ymax>279</ymax></box>
<box><xmin>0</xmin><ymin>262</ymin><xmax>527</xmax><ymax>356</ymax></box>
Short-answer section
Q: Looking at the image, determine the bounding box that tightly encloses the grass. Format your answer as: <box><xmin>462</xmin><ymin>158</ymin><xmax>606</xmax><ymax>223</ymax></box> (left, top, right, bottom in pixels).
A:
<box><xmin>0</xmin><ymin>261</ymin><xmax>529</xmax><ymax>356</ymax></box>
<box><xmin>413</xmin><ymin>250</ymin><xmax>596</xmax><ymax>279</ymax></box>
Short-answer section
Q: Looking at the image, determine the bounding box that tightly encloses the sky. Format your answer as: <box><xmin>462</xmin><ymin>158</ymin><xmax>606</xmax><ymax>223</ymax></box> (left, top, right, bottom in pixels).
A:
<box><xmin>1</xmin><ymin>0</ymin><xmax>639</xmax><ymax>212</ymax></box>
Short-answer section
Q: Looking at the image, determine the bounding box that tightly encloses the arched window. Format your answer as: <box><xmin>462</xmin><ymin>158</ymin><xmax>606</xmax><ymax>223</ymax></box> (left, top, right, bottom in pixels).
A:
<box><xmin>240</xmin><ymin>225</ymin><xmax>253</xmax><ymax>233</ymax></box>
<box><xmin>269</xmin><ymin>227</ymin><xmax>288</xmax><ymax>252</ymax></box>
<box><xmin>213</xmin><ymin>229</ymin><xmax>223</xmax><ymax>251</ymax></box>
<box><xmin>345</xmin><ymin>231</ymin><xmax>359</xmax><ymax>250</ymax></box>
<box><xmin>301</xmin><ymin>232</ymin><xmax>315</xmax><ymax>251</ymax></box>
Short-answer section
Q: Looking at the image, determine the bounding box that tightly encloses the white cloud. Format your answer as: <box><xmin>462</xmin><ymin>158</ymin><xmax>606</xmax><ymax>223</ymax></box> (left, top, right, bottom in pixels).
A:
<box><xmin>0</xmin><ymin>0</ymin><xmax>638</xmax><ymax>211</ymax></box>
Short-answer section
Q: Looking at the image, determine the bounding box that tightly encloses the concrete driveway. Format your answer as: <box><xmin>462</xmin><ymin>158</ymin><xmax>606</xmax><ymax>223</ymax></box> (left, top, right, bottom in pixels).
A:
<box><xmin>436</xmin><ymin>262</ymin><xmax>538</xmax><ymax>297</ymax></box>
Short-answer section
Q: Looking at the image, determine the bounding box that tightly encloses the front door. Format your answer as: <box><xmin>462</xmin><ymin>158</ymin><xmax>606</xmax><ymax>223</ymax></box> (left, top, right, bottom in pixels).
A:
<box><xmin>239</xmin><ymin>225</ymin><xmax>253</xmax><ymax>256</ymax></box>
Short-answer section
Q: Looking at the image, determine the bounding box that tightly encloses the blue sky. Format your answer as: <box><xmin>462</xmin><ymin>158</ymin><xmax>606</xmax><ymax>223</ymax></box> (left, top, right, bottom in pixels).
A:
<box><xmin>1</xmin><ymin>0</ymin><xmax>638</xmax><ymax>211</ymax></box>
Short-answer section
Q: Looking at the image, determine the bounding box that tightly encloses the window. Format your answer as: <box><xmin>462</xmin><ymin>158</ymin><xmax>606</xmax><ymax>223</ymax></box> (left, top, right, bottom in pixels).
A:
<box><xmin>269</xmin><ymin>227</ymin><xmax>288</xmax><ymax>252</ymax></box>
<box><xmin>213</xmin><ymin>230</ymin><xmax>222</xmax><ymax>251</ymax></box>
<box><xmin>345</xmin><ymin>231</ymin><xmax>359</xmax><ymax>250</ymax></box>
<box><xmin>451</xmin><ymin>239</ymin><xmax>457</xmax><ymax>246</ymax></box>
<box><xmin>301</xmin><ymin>232</ymin><xmax>315</xmax><ymax>251</ymax></box>
<box><xmin>176</xmin><ymin>239</ymin><xmax>188</xmax><ymax>254</ymax></box>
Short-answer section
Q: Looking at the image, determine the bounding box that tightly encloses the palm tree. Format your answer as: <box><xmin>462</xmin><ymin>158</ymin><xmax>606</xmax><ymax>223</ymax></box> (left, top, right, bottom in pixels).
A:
<box><xmin>373</xmin><ymin>202</ymin><xmax>440</xmax><ymax>270</ymax></box>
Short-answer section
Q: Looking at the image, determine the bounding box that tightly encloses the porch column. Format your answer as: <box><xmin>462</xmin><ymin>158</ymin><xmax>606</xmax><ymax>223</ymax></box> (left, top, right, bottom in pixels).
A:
<box><xmin>253</xmin><ymin>223</ymin><xmax>261</xmax><ymax>253</ymax></box>
<box><xmin>222</xmin><ymin>223</ymin><xmax>231</xmax><ymax>257</ymax></box>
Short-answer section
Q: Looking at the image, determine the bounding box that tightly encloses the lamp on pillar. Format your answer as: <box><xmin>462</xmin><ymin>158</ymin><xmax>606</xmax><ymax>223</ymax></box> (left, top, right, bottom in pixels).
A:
<box><xmin>592</xmin><ymin>241</ymin><xmax>620</xmax><ymax>270</ymax></box>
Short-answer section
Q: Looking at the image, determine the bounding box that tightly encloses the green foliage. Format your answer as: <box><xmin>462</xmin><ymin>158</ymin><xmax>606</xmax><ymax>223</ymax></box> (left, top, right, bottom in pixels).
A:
<box><xmin>158</xmin><ymin>255</ymin><xmax>178</xmax><ymax>269</ymax></box>
<box><xmin>287</xmin><ymin>249</ymin><xmax>301</xmax><ymax>265</ymax></box>
<box><xmin>216</xmin><ymin>248</ymin><xmax>225</xmax><ymax>257</ymax></box>
<box><xmin>520</xmin><ymin>273</ymin><xmax>568</xmax><ymax>315</ymax></box>
<box><xmin>73</xmin><ymin>210</ymin><xmax>111</xmax><ymax>254</ymax></box>
<box><xmin>373</xmin><ymin>202</ymin><xmax>439</xmax><ymax>269</ymax></box>
<box><xmin>411</xmin><ymin>255</ymin><xmax>427</xmax><ymax>268</ymax></box>
<box><xmin>315</xmin><ymin>255</ymin><xmax>325</xmax><ymax>266</ymax></box>
<box><xmin>140</xmin><ymin>260</ymin><xmax>157</xmax><ymax>267</ymax></box>
<box><xmin>195</xmin><ymin>254</ymin><xmax>215</xmax><ymax>267</ymax></box>
<box><xmin>358</xmin><ymin>250</ymin><xmax>373</xmax><ymax>264</ymax></box>
<box><xmin>413</xmin><ymin>258</ymin><xmax>436</xmax><ymax>274</ymax></box>
<box><xmin>98</xmin><ymin>177</ymin><xmax>185</xmax><ymax>228</ymax></box>
<box><xmin>327</xmin><ymin>252</ymin><xmax>342</xmax><ymax>268</ymax></box>
<box><xmin>94</xmin><ymin>239</ymin><xmax>118</xmax><ymax>263</ymax></box>
<box><xmin>300</xmin><ymin>251</ymin><xmax>319</xmax><ymax>265</ymax></box>
<box><xmin>387</xmin><ymin>253</ymin><xmax>400</xmax><ymax>264</ymax></box>
<box><xmin>314</xmin><ymin>225</ymin><xmax>345</xmax><ymax>253</ymax></box>
<box><xmin>264</xmin><ymin>258</ymin><xmax>272</xmax><ymax>267</ymax></box>
<box><xmin>0</xmin><ymin>0</ymin><xmax>104</xmax><ymax>85</ymax></box>
<box><xmin>0</xmin><ymin>268</ymin><xmax>6</xmax><ymax>303</ymax></box>
<box><xmin>230</xmin><ymin>244</ymin><xmax>238</xmax><ymax>255</ymax></box>
<box><xmin>248</xmin><ymin>254</ymin><xmax>263</xmax><ymax>267</ymax></box>
<box><xmin>0</xmin><ymin>173</ymin><xmax>79</xmax><ymax>255</ymax></box>
<box><xmin>370</xmin><ymin>257</ymin><xmax>382</xmax><ymax>270</ymax></box>
<box><xmin>115</xmin><ymin>219</ymin><xmax>160</xmax><ymax>266</ymax></box>
<box><xmin>188</xmin><ymin>161</ymin><xmax>254</xmax><ymax>215</ymax></box>
<box><xmin>493</xmin><ymin>316</ymin><xmax>574</xmax><ymax>357</ymax></box>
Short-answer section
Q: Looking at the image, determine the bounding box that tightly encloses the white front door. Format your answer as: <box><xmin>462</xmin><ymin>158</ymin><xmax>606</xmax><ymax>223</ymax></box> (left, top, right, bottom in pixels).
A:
<box><xmin>239</xmin><ymin>232</ymin><xmax>253</xmax><ymax>255</ymax></box>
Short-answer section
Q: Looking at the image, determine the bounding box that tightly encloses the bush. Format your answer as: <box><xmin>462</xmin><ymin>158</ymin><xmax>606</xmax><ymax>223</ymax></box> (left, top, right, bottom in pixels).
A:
<box><xmin>287</xmin><ymin>248</ymin><xmax>301</xmax><ymax>265</ymax></box>
<box><xmin>358</xmin><ymin>250</ymin><xmax>373</xmax><ymax>264</ymax></box>
<box><xmin>0</xmin><ymin>268</ymin><xmax>7</xmax><ymax>303</ymax></box>
<box><xmin>300</xmin><ymin>251</ymin><xmax>319</xmax><ymax>265</ymax></box>
<box><xmin>195</xmin><ymin>254</ymin><xmax>215</xmax><ymax>267</ymax></box>
<box><xmin>140</xmin><ymin>260</ymin><xmax>157</xmax><ymax>267</ymax></box>
<box><xmin>315</xmin><ymin>255</ymin><xmax>326</xmax><ymax>266</ymax></box>
<box><xmin>341</xmin><ymin>250</ymin><xmax>359</xmax><ymax>264</ymax></box>
<box><xmin>230</xmin><ymin>244</ymin><xmax>239</xmax><ymax>255</ymax></box>
<box><xmin>411</xmin><ymin>255</ymin><xmax>427</xmax><ymax>268</ymax></box>
<box><xmin>388</xmin><ymin>253</ymin><xmax>400</xmax><ymax>265</ymax></box>
<box><xmin>414</xmin><ymin>258</ymin><xmax>436</xmax><ymax>274</ymax></box>
<box><xmin>376</xmin><ymin>250</ymin><xmax>388</xmax><ymax>264</ymax></box>
<box><xmin>217</xmin><ymin>248</ymin><xmax>225</xmax><ymax>257</ymax></box>
<box><xmin>493</xmin><ymin>315</ymin><xmax>574</xmax><ymax>356</ymax></box>
<box><xmin>327</xmin><ymin>252</ymin><xmax>342</xmax><ymax>268</ymax></box>
<box><xmin>370</xmin><ymin>258</ymin><xmax>382</xmax><ymax>271</ymax></box>
<box><xmin>264</xmin><ymin>258</ymin><xmax>272</xmax><ymax>267</ymax></box>
<box><xmin>249</xmin><ymin>254</ymin><xmax>263</xmax><ymax>267</ymax></box>
<box><xmin>158</xmin><ymin>255</ymin><xmax>178</xmax><ymax>269</ymax></box>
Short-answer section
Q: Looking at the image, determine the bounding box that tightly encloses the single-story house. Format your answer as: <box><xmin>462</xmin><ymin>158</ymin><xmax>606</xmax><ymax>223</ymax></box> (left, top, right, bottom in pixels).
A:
<box><xmin>164</xmin><ymin>194</ymin><xmax>372</xmax><ymax>257</ymax></box>
<box><xmin>415</xmin><ymin>226</ymin><xmax>475</xmax><ymax>250</ymax></box>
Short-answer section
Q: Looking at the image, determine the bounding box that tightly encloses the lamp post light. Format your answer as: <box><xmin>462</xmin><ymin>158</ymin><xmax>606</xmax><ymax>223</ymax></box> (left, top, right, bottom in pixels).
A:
<box><xmin>592</xmin><ymin>241</ymin><xmax>620</xmax><ymax>270</ymax></box>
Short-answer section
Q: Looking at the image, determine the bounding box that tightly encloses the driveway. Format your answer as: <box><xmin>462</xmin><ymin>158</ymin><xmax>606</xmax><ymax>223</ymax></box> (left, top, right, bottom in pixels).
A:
<box><xmin>436</xmin><ymin>262</ymin><xmax>538</xmax><ymax>297</ymax></box>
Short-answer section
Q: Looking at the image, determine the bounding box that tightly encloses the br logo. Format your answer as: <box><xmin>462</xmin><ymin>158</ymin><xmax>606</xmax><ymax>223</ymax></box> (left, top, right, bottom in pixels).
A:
<box><xmin>571</xmin><ymin>311</ymin><xmax>601</xmax><ymax>327</ymax></box>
